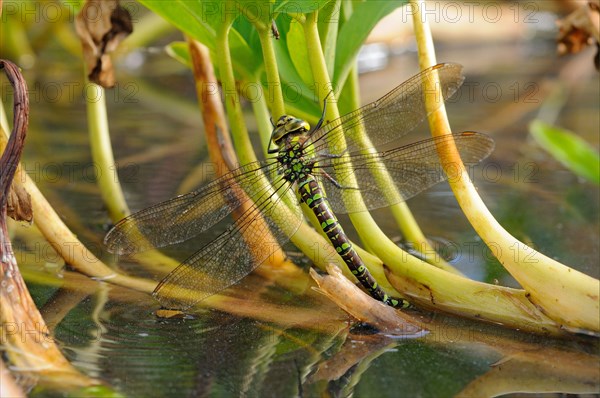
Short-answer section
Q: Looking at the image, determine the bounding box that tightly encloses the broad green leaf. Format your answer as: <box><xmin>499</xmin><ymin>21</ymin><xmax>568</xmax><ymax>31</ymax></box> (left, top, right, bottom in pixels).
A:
<box><xmin>530</xmin><ymin>120</ymin><xmax>600</xmax><ymax>184</ymax></box>
<box><xmin>229</xmin><ymin>27</ymin><xmax>263</xmax><ymax>78</ymax></box>
<box><xmin>140</xmin><ymin>0</ymin><xmax>217</xmax><ymax>49</ymax></box>
<box><xmin>274</xmin><ymin>0</ymin><xmax>326</xmax><ymax>14</ymax></box>
<box><xmin>334</xmin><ymin>0</ymin><xmax>405</xmax><ymax>88</ymax></box>
<box><xmin>272</xmin><ymin>15</ymin><xmax>320</xmax><ymax>119</ymax></box>
<box><xmin>287</xmin><ymin>20</ymin><xmax>313</xmax><ymax>86</ymax></box>
<box><xmin>166</xmin><ymin>41</ymin><xmax>192</xmax><ymax>67</ymax></box>
<box><xmin>139</xmin><ymin>0</ymin><xmax>262</xmax><ymax>80</ymax></box>
<box><xmin>318</xmin><ymin>0</ymin><xmax>341</xmax><ymax>78</ymax></box>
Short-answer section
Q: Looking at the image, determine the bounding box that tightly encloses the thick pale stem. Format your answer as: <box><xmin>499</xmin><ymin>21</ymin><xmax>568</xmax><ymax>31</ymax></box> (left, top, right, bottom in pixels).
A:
<box><xmin>258</xmin><ymin>30</ymin><xmax>285</xmax><ymax>120</ymax></box>
<box><xmin>84</xmin><ymin>79</ymin><xmax>129</xmax><ymax>222</ymax></box>
<box><xmin>410</xmin><ymin>0</ymin><xmax>599</xmax><ymax>331</ymax></box>
<box><xmin>303</xmin><ymin>13</ymin><xmax>401</xmax><ymax>294</ymax></box>
<box><xmin>345</xmin><ymin>67</ymin><xmax>459</xmax><ymax>274</ymax></box>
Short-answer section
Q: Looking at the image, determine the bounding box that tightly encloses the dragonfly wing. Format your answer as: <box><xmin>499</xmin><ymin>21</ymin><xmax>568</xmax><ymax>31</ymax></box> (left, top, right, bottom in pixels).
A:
<box><xmin>310</xmin><ymin>63</ymin><xmax>464</xmax><ymax>155</ymax></box>
<box><xmin>316</xmin><ymin>132</ymin><xmax>495</xmax><ymax>214</ymax></box>
<box><xmin>104</xmin><ymin>160</ymin><xmax>275</xmax><ymax>254</ymax></box>
<box><xmin>152</xmin><ymin>180</ymin><xmax>303</xmax><ymax>310</ymax></box>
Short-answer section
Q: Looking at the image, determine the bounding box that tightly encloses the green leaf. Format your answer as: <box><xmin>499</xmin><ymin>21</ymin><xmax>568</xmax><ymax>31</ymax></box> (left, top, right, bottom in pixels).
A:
<box><xmin>166</xmin><ymin>41</ymin><xmax>192</xmax><ymax>67</ymax></box>
<box><xmin>334</xmin><ymin>0</ymin><xmax>405</xmax><ymax>88</ymax></box>
<box><xmin>140</xmin><ymin>0</ymin><xmax>217</xmax><ymax>48</ymax></box>
<box><xmin>287</xmin><ymin>20</ymin><xmax>313</xmax><ymax>86</ymax></box>
<box><xmin>139</xmin><ymin>0</ymin><xmax>262</xmax><ymax>80</ymax></box>
<box><xmin>271</xmin><ymin>15</ymin><xmax>320</xmax><ymax>119</ymax></box>
<box><xmin>530</xmin><ymin>120</ymin><xmax>600</xmax><ymax>184</ymax></box>
<box><xmin>274</xmin><ymin>0</ymin><xmax>325</xmax><ymax>14</ymax></box>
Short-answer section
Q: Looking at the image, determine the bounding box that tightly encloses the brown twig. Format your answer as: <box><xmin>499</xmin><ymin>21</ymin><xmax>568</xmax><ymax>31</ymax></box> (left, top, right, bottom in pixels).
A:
<box><xmin>0</xmin><ymin>60</ymin><xmax>28</xmax><ymax>202</ymax></box>
<box><xmin>0</xmin><ymin>59</ymin><xmax>99</xmax><ymax>390</ymax></box>
<box><xmin>182</xmin><ymin>38</ymin><xmax>304</xmax><ymax>296</ymax></box>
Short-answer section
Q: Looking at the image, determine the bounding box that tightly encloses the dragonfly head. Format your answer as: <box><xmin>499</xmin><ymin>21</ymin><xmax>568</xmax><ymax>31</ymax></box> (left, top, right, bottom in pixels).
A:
<box><xmin>268</xmin><ymin>115</ymin><xmax>310</xmax><ymax>153</ymax></box>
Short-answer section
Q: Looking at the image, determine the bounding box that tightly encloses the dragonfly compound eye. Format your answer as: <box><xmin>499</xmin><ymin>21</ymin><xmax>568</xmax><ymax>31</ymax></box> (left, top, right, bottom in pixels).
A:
<box><xmin>283</xmin><ymin>117</ymin><xmax>310</xmax><ymax>134</ymax></box>
<box><xmin>271</xmin><ymin>115</ymin><xmax>311</xmax><ymax>145</ymax></box>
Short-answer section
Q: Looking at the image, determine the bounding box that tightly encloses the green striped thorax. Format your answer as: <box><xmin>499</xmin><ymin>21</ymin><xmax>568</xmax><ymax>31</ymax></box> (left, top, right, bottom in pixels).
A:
<box><xmin>268</xmin><ymin>115</ymin><xmax>311</xmax><ymax>154</ymax></box>
<box><xmin>268</xmin><ymin>115</ymin><xmax>317</xmax><ymax>185</ymax></box>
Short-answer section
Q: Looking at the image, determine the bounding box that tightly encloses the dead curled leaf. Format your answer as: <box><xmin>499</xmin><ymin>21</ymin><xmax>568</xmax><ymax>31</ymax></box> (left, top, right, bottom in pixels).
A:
<box><xmin>557</xmin><ymin>2</ymin><xmax>600</xmax><ymax>68</ymax></box>
<box><xmin>310</xmin><ymin>265</ymin><xmax>427</xmax><ymax>338</ymax></box>
<box><xmin>75</xmin><ymin>0</ymin><xmax>133</xmax><ymax>87</ymax></box>
<box><xmin>7</xmin><ymin>181</ymin><xmax>32</xmax><ymax>223</ymax></box>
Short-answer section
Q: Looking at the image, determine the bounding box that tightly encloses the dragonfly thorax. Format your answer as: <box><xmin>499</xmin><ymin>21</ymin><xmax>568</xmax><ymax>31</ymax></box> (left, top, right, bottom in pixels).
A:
<box><xmin>270</xmin><ymin>116</ymin><xmax>316</xmax><ymax>184</ymax></box>
<box><xmin>269</xmin><ymin>115</ymin><xmax>311</xmax><ymax>153</ymax></box>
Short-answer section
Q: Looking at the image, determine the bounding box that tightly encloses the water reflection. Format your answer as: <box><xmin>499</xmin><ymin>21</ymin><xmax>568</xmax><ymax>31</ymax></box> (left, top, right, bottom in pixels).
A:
<box><xmin>44</xmin><ymin>278</ymin><xmax>598</xmax><ymax>397</ymax></box>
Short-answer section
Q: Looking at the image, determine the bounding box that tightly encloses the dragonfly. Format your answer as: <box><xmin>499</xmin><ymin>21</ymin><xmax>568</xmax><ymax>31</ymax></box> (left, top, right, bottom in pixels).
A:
<box><xmin>104</xmin><ymin>63</ymin><xmax>495</xmax><ymax>310</ymax></box>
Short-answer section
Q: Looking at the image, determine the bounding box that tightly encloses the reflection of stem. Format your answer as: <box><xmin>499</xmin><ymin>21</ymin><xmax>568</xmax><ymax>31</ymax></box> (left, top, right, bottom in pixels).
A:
<box><xmin>457</xmin><ymin>353</ymin><xmax>600</xmax><ymax>397</ymax></box>
<box><xmin>411</xmin><ymin>0</ymin><xmax>599</xmax><ymax>332</ymax></box>
<box><xmin>41</xmin><ymin>288</ymin><xmax>89</xmax><ymax>333</ymax></box>
<box><xmin>78</xmin><ymin>285</ymin><xmax>110</xmax><ymax>379</ymax></box>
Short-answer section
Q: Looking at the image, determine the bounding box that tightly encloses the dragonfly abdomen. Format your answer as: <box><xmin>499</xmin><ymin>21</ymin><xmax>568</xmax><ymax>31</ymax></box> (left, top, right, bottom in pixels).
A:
<box><xmin>297</xmin><ymin>175</ymin><xmax>396</xmax><ymax>305</ymax></box>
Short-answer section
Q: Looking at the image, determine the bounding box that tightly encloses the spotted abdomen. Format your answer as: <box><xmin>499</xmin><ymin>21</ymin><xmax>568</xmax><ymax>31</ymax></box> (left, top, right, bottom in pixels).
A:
<box><xmin>297</xmin><ymin>175</ymin><xmax>396</xmax><ymax>305</ymax></box>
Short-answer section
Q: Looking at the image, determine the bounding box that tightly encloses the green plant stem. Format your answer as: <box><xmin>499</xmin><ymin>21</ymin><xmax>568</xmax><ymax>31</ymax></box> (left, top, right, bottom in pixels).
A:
<box><xmin>216</xmin><ymin>19</ymin><xmax>257</xmax><ymax>164</ymax></box>
<box><xmin>410</xmin><ymin>0</ymin><xmax>599</xmax><ymax>332</ymax></box>
<box><xmin>84</xmin><ymin>78</ymin><xmax>129</xmax><ymax>221</ymax></box>
<box><xmin>250</xmin><ymin>92</ymin><xmax>274</xmax><ymax>155</ymax></box>
<box><xmin>301</xmin><ymin>8</ymin><xmax>574</xmax><ymax>333</ymax></box>
<box><xmin>214</xmin><ymin>12</ymin><xmax>362</xmax><ymax>284</ymax></box>
<box><xmin>345</xmin><ymin>67</ymin><xmax>460</xmax><ymax>274</ymax></box>
<box><xmin>253</xmin><ymin>25</ymin><xmax>306</xmax><ymax>213</ymax></box>
<box><xmin>83</xmin><ymin>69</ymin><xmax>189</xmax><ymax>275</ymax></box>
<box><xmin>257</xmin><ymin>29</ymin><xmax>285</xmax><ymax>121</ymax></box>
<box><xmin>303</xmin><ymin>11</ymin><xmax>401</xmax><ymax>294</ymax></box>
<box><xmin>1</xmin><ymin>18</ymin><xmax>36</xmax><ymax>67</ymax></box>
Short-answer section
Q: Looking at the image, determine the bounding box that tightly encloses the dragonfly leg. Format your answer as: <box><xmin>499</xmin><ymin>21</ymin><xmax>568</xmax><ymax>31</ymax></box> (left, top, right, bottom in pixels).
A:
<box><xmin>311</xmin><ymin>90</ymin><xmax>334</xmax><ymax>133</ymax></box>
<box><xmin>320</xmin><ymin>170</ymin><xmax>359</xmax><ymax>190</ymax></box>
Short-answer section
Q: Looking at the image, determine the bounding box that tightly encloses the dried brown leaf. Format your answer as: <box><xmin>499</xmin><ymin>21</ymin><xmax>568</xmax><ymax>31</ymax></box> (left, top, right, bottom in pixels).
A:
<box><xmin>75</xmin><ymin>0</ymin><xmax>132</xmax><ymax>87</ymax></box>
<box><xmin>310</xmin><ymin>265</ymin><xmax>427</xmax><ymax>337</ymax></box>
<box><xmin>7</xmin><ymin>181</ymin><xmax>32</xmax><ymax>223</ymax></box>
<box><xmin>557</xmin><ymin>2</ymin><xmax>600</xmax><ymax>61</ymax></box>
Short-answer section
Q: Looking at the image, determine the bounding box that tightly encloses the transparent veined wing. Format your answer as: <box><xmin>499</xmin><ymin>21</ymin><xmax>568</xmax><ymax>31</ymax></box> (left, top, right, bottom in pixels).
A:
<box><xmin>314</xmin><ymin>132</ymin><xmax>495</xmax><ymax>214</ymax></box>
<box><xmin>310</xmin><ymin>63</ymin><xmax>465</xmax><ymax>156</ymax></box>
<box><xmin>152</xmin><ymin>178</ymin><xmax>303</xmax><ymax>310</ymax></box>
<box><xmin>104</xmin><ymin>160</ymin><xmax>279</xmax><ymax>255</ymax></box>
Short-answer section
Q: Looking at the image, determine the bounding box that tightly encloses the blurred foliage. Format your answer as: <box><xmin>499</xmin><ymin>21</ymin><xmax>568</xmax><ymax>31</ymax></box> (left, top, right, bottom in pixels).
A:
<box><xmin>530</xmin><ymin>119</ymin><xmax>600</xmax><ymax>184</ymax></box>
